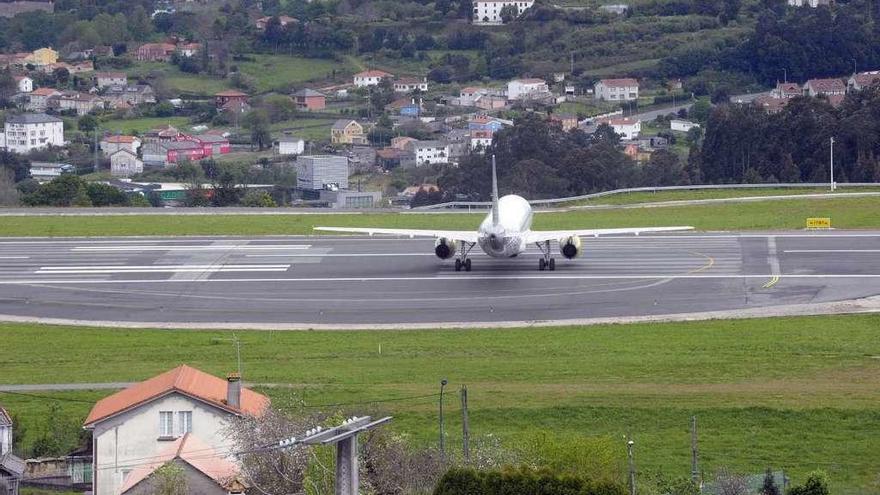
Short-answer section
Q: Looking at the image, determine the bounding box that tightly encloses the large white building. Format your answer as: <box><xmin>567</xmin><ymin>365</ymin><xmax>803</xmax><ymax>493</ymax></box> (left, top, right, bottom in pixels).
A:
<box><xmin>83</xmin><ymin>365</ymin><xmax>269</xmax><ymax>495</ymax></box>
<box><xmin>402</xmin><ymin>140</ymin><xmax>451</xmax><ymax>168</ymax></box>
<box><xmin>507</xmin><ymin>78</ymin><xmax>549</xmax><ymax>100</ymax></box>
<box><xmin>594</xmin><ymin>78</ymin><xmax>640</xmax><ymax>101</ymax></box>
<box><xmin>473</xmin><ymin>1</ymin><xmax>535</xmax><ymax>25</ymax></box>
<box><xmin>353</xmin><ymin>70</ymin><xmax>393</xmax><ymax>87</ymax></box>
<box><xmin>597</xmin><ymin>117</ymin><xmax>641</xmax><ymax>140</ymax></box>
<box><xmin>296</xmin><ymin>155</ymin><xmax>349</xmax><ymax>191</ymax></box>
<box><xmin>2</xmin><ymin>113</ymin><xmax>64</xmax><ymax>154</ymax></box>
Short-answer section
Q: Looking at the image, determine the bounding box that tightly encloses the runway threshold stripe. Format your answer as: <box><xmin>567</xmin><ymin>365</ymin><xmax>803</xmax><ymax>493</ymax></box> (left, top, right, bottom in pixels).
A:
<box><xmin>70</xmin><ymin>245</ymin><xmax>312</xmax><ymax>251</ymax></box>
<box><xmin>34</xmin><ymin>268</ymin><xmax>291</xmax><ymax>274</ymax></box>
<box><xmin>39</xmin><ymin>264</ymin><xmax>291</xmax><ymax>270</ymax></box>
<box><xmin>784</xmin><ymin>249</ymin><xmax>880</xmax><ymax>253</ymax></box>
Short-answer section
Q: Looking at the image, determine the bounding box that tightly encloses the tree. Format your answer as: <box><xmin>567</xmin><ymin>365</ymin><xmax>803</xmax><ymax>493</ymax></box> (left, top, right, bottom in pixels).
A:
<box><xmin>241</xmin><ymin>190</ymin><xmax>277</xmax><ymax>207</ymax></box>
<box><xmin>499</xmin><ymin>4</ymin><xmax>520</xmax><ymax>23</ymax></box>
<box><xmin>788</xmin><ymin>471</ymin><xmax>830</xmax><ymax>495</ymax></box>
<box><xmin>761</xmin><ymin>468</ymin><xmax>780</xmax><ymax>495</ymax></box>
<box><xmin>642</xmin><ymin>150</ymin><xmax>688</xmax><ymax>186</ymax></box>
<box><xmin>151</xmin><ymin>463</ymin><xmax>188</xmax><ymax>495</ymax></box>
<box><xmin>0</xmin><ymin>169</ymin><xmax>20</xmax><ymax>206</ymax></box>
<box><xmin>243</xmin><ymin>110</ymin><xmax>271</xmax><ymax>150</ymax></box>
<box><xmin>211</xmin><ymin>166</ymin><xmax>243</xmax><ymax>206</ymax></box>
<box><xmin>53</xmin><ymin>67</ymin><xmax>70</xmax><ymax>88</ymax></box>
<box><xmin>78</xmin><ymin>115</ymin><xmax>98</xmax><ymax>133</ymax></box>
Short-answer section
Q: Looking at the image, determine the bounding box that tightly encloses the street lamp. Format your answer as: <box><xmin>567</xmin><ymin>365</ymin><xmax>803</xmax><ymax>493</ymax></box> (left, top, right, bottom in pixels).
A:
<box><xmin>439</xmin><ymin>378</ymin><xmax>448</xmax><ymax>459</ymax></box>
<box><xmin>830</xmin><ymin>137</ymin><xmax>836</xmax><ymax>191</ymax></box>
<box><xmin>627</xmin><ymin>437</ymin><xmax>636</xmax><ymax>495</ymax></box>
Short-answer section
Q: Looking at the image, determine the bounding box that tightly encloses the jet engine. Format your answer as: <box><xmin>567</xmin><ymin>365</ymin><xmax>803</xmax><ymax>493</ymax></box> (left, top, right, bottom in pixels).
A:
<box><xmin>559</xmin><ymin>235</ymin><xmax>582</xmax><ymax>259</ymax></box>
<box><xmin>434</xmin><ymin>238</ymin><xmax>459</xmax><ymax>259</ymax></box>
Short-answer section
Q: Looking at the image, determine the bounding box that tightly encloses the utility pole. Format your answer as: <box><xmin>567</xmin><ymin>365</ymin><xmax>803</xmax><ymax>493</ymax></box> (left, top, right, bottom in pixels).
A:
<box><xmin>570</xmin><ymin>51</ymin><xmax>575</xmax><ymax>76</ymax></box>
<box><xmin>830</xmin><ymin>137</ymin><xmax>835</xmax><ymax>191</ymax></box>
<box><xmin>690</xmin><ymin>416</ymin><xmax>699</xmax><ymax>484</ymax></box>
<box><xmin>460</xmin><ymin>385</ymin><xmax>470</xmax><ymax>463</ymax></box>
<box><xmin>93</xmin><ymin>128</ymin><xmax>99</xmax><ymax>174</ymax></box>
<box><xmin>439</xmin><ymin>378</ymin><xmax>448</xmax><ymax>460</ymax></box>
<box><xmin>627</xmin><ymin>435</ymin><xmax>636</xmax><ymax>495</ymax></box>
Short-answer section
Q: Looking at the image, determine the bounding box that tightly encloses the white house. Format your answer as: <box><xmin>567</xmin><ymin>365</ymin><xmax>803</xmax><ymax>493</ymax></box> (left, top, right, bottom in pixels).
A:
<box><xmin>276</xmin><ymin>135</ymin><xmax>305</xmax><ymax>155</ymax></box>
<box><xmin>597</xmin><ymin>117</ymin><xmax>641</xmax><ymax>140</ymax></box>
<box><xmin>594</xmin><ymin>78</ymin><xmax>639</xmax><ymax>101</ymax></box>
<box><xmin>83</xmin><ymin>365</ymin><xmax>269</xmax><ymax>495</ymax></box>
<box><xmin>803</xmin><ymin>78</ymin><xmax>846</xmax><ymax>97</ymax></box>
<box><xmin>0</xmin><ymin>406</ymin><xmax>11</xmax><ymax>456</ymax></box>
<box><xmin>507</xmin><ymin>78</ymin><xmax>549</xmax><ymax>100</ymax></box>
<box><xmin>353</xmin><ymin>70</ymin><xmax>393</xmax><ymax>87</ymax></box>
<box><xmin>670</xmin><ymin>119</ymin><xmax>700</xmax><ymax>132</ymax></box>
<box><xmin>2</xmin><ymin>113</ymin><xmax>64</xmax><ymax>154</ymax></box>
<box><xmin>403</xmin><ymin>140</ymin><xmax>451</xmax><ymax>168</ymax></box>
<box><xmin>110</xmin><ymin>149</ymin><xmax>144</xmax><ymax>178</ymax></box>
<box><xmin>13</xmin><ymin>76</ymin><xmax>32</xmax><ymax>93</ymax></box>
<box><xmin>470</xmin><ymin>130</ymin><xmax>493</xmax><ymax>153</ymax></box>
<box><xmin>393</xmin><ymin>77</ymin><xmax>428</xmax><ymax>93</ymax></box>
<box><xmin>94</xmin><ymin>72</ymin><xmax>128</xmax><ymax>89</ymax></box>
<box><xmin>100</xmin><ymin>135</ymin><xmax>141</xmax><ymax>156</ymax></box>
<box><xmin>473</xmin><ymin>0</ymin><xmax>535</xmax><ymax>25</ymax></box>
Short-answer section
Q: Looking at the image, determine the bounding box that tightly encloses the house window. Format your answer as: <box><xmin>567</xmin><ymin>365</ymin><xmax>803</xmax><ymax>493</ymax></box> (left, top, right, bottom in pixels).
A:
<box><xmin>179</xmin><ymin>411</ymin><xmax>193</xmax><ymax>434</ymax></box>
<box><xmin>159</xmin><ymin>411</ymin><xmax>174</xmax><ymax>437</ymax></box>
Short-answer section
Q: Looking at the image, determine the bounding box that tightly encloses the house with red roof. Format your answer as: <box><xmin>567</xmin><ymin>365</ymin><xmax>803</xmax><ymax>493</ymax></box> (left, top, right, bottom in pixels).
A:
<box><xmin>803</xmin><ymin>78</ymin><xmax>846</xmax><ymax>97</ymax></box>
<box><xmin>100</xmin><ymin>135</ymin><xmax>141</xmax><ymax>156</ymax></box>
<box><xmin>353</xmin><ymin>69</ymin><xmax>393</xmax><ymax>87</ymax></box>
<box><xmin>83</xmin><ymin>365</ymin><xmax>268</xmax><ymax>495</ymax></box>
<box><xmin>214</xmin><ymin>90</ymin><xmax>249</xmax><ymax>109</ymax></box>
<box><xmin>848</xmin><ymin>71</ymin><xmax>880</xmax><ymax>92</ymax></box>
<box><xmin>136</xmin><ymin>43</ymin><xmax>176</xmax><ymax>62</ymax></box>
<box><xmin>594</xmin><ymin>78</ymin><xmax>639</xmax><ymax>101</ymax></box>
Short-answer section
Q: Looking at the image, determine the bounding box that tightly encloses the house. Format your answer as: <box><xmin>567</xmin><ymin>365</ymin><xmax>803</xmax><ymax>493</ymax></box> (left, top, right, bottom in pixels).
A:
<box><xmin>330</xmin><ymin>119</ymin><xmax>367</xmax><ymax>145</ymax></box>
<box><xmin>670</xmin><ymin>119</ymin><xmax>700</xmax><ymax>132</ymax></box>
<box><xmin>143</xmin><ymin>124</ymin><xmax>182</xmax><ymax>143</ymax></box>
<box><xmin>220</xmin><ymin>99</ymin><xmax>251</xmax><ymax>115</ymax></box>
<box><xmin>119</xmin><ymin>434</ymin><xmax>246</xmax><ymax>495</ymax></box>
<box><xmin>468</xmin><ymin>115</ymin><xmax>508</xmax><ymax>133</ymax></box>
<box><xmin>176</xmin><ymin>43</ymin><xmax>201</xmax><ymax>57</ymax></box>
<box><xmin>771</xmin><ymin>82</ymin><xmax>802</xmax><ymax>99</ymax></box>
<box><xmin>753</xmin><ymin>94</ymin><xmax>789</xmax><ymax>114</ymax></box>
<box><xmin>296</xmin><ymin>155</ymin><xmax>349</xmax><ymax>191</ymax></box>
<box><xmin>293</xmin><ymin>88</ymin><xmax>326</xmax><ymax>111</ymax></box>
<box><xmin>594</xmin><ymin>78</ymin><xmax>639</xmax><ymax>101</ymax></box>
<box><xmin>94</xmin><ymin>72</ymin><xmax>127</xmax><ymax>89</ymax></box>
<box><xmin>393</xmin><ymin>77</ymin><xmax>429</xmax><ymax>93</ymax></box>
<box><xmin>391</xmin><ymin>136</ymin><xmax>416</xmax><ymax>150</ymax></box>
<box><xmin>637</xmin><ymin>136</ymin><xmax>669</xmax><ymax>151</ymax></box>
<box><xmin>40</xmin><ymin>60</ymin><xmax>93</xmax><ymax>75</ymax></box>
<box><xmin>2</xmin><ymin>113</ymin><xmax>64</xmax><ymax>154</ymax></box>
<box><xmin>402</xmin><ymin>140</ymin><xmax>451</xmax><ymax>168</ymax></box>
<box><xmin>386</xmin><ymin>97</ymin><xmax>421</xmax><ymax>117</ymax></box>
<box><xmin>29</xmin><ymin>162</ymin><xmax>74</xmax><ymax>182</ymax></box>
<box><xmin>136</xmin><ymin>43</ymin><xmax>176</xmax><ymax>62</ymax></box>
<box><xmin>470</xmin><ymin>130</ymin><xmax>493</xmax><ymax>152</ymax></box>
<box><xmin>803</xmin><ymin>78</ymin><xmax>846</xmax><ymax>97</ymax></box>
<box><xmin>255</xmin><ymin>15</ymin><xmax>298</xmax><ymax>30</ymax></box>
<box><xmin>13</xmin><ymin>76</ymin><xmax>32</xmax><ymax>93</ymax></box>
<box><xmin>458</xmin><ymin>87</ymin><xmax>489</xmax><ymax>106</ymax></box>
<box><xmin>103</xmin><ymin>84</ymin><xmax>156</xmax><ymax>107</ymax></box>
<box><xmin>549</xmin><ymin>113</ymin><xmax>578</xmax><ymax>132</ymax></box>
<box><xmin>52</xmin><ymin>92</ymin><xmax>104</xmax><ymax>116</ymax></box>
<box><xmin>276</xmin><ymin>135</ymin><xmax>305</xmax><ymax>155</ymax></box>
<box><xmin>0</xmin><ymin>406</ymin><xmax>10</xmax><ymax>455</ymax></box>
<box><xmin>353</xmin><ymin>70</ymin><xmax>392</xmax><ymax>87</ymax></box>
<box><xmin>141</xmin><ymin>141</ymin><xmax>204</xmax><ymax>167</ymax></box>
<box><xmin>475</xmin><ymin>95</ymin><xmax>507</xmax><ymax>110</ymax></box>
<box><xmin>507</xmin><ymin>78</ymin><xmax>549</xmax><ymax>101</ymax></box>
<box><xmin>787</xmin><ymin>0</ymin><xmax>831</xmax><ymax>6</ymax></box>
<box><xmin>214</xmin><ymin>90</ymin><xmax>249</xmax><ymax>109</ymax></box>
<box><xmin>100</xmin><ymin>135</ymin><xmax>141</xmax><ymax>156</ymax></box>
<box><xmin>472</xmin><ymin>0</ymin><xmax>535</xmax><ymax>25</ymax></box>
<box><xmin>376</xmin><ymin>147</ymin><xmax>404</xmax><ymax>169</ymax></box>
<box><xmin>83</xmin><ymin>365</ymin><xmax>269</xmax><ymax>495</ymax></box>
<box><xmin>0</xmin><ymin>452</ymin><xmax>24</xmax><ymax>495</ymax></box>
<box><xmin>191</xmin><ymin>134</ymin><xmax>231</xmax><ymax>156</ymax></box>
<box><xmin>110</xmin><ymin>149</ymin><xmax>143</xmax><ymax>177</ymax></box>
<box><xmin>848</xmin><ymin>71</ymin><xmax>880</xmax><ymax>91</ymax></box>
<box><xmin>596</xmin><ymin>117</ymin><xmax>640</xmax><ymax>140</ymax></box>
<box><xmin>25</xmin><ymin>47</ymin><xmax>58</xmax><ymax>66</ymax></box>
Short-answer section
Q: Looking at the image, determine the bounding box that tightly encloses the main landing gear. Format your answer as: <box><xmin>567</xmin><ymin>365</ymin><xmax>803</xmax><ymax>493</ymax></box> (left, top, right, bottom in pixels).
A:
<box><xmin>535</xmin><ymin>240</ymin><xmax>556</xmax><ymax>271</ymax></box>
<box><xmin>454</xmin><ymin>242</ymin><xmax>476</xmax><ymax>272</ymax></box>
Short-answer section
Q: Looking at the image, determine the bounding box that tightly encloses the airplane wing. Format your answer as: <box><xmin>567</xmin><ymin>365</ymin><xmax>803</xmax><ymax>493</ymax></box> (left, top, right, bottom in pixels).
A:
<box><xmin>525</xmin><ymin>226</ymin><xmax>693</xmax><ymax>243</ymax></box>
<box><xmin>314</xmin><ymin>227</ymin><xmax>480</xmax><ymax>243</ymax></box>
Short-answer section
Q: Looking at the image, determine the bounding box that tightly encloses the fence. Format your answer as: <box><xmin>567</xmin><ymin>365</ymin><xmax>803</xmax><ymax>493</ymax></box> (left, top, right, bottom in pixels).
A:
<box><xmin>412</xmin><ymin>183</ymin><xmax>880</xmax><ymax>210</ymax></box>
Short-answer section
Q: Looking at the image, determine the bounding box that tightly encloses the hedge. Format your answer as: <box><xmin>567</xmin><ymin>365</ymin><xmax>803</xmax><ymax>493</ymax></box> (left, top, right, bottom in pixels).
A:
<box><xmin>433</xmin><ymin>467</ymin><xmax>627</xmax><ymax>495</ymax></box>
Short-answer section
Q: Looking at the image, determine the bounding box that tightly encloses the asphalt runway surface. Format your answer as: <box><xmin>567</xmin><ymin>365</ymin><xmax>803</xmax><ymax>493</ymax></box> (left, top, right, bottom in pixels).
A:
<box><xmin>0</xmin><ymin>232</ymin><xmax>878</xmax><ymax>327</ymax></box>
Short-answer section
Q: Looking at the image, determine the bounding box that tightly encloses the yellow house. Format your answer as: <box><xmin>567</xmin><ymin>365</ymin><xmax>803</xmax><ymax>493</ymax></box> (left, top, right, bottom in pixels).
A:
<box><xmin>330</xmin><ymin>119</ymin><xmax>367</xmax><ymax>145</ymax></box>
<box><xmin>26</xmin><ymin>47</ymin><xmax>58</xmax><ymax>66</ymax></box>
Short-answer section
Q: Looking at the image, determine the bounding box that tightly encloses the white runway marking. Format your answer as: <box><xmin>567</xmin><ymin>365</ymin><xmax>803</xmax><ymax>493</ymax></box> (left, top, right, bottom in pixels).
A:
<box><xmin>71</xmin><ymin>245</ymin><xmax>311</xmax><ymax>252</ymax></box>
<box><xmin>0</xmin><ymin>256</ymin><xmax>29</xmax><ymax>259</ymax></box>
<box><xmin>3</xmin><ymin>273</ymin><xmax>880</xmax><ymax>284</ymax></box>
<box><xmin>36</xmin><ymin>264</ymin><xmax>290</xmax><ymax>274</ymax></box>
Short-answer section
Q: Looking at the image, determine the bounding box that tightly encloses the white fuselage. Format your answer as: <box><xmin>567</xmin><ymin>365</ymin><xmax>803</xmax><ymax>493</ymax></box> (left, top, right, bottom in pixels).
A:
<box><xmin>478</xmin><ymin>194</ymin><xmax>533</xmax><ymax>257</ymax></box>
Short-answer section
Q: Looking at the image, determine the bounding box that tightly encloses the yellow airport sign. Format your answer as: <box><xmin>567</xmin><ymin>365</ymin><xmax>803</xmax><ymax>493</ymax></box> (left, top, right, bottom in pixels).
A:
<box><xmin>806</xmin><ymin>217</ymin><xmax>831</xmax><ymax>229</ymax></box>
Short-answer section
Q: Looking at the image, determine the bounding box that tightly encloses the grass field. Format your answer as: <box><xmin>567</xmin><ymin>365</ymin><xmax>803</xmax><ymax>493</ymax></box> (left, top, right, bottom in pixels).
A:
<box><xmin>236</xmin><ymin>54</ymin><xmax>353</xmax><ymax>93</ymax></box>
<box><xmin>569</xmin><ymin>188</ymin><xmax>880</xmax><ymax>206</ymax></box>
<box><xmin>99</xmin><ymin>116</ymin><xmax>191</xmax><ymax>135</ymax></box>
<box><xmin>0</xmin><ymin>315</ymin><xmax>879</xmax><ymax>492</ymax></box>
<box><xmin>2</xmin><ymin>195</ymin><xmax>880</xmax><ymax>236</ymax></box>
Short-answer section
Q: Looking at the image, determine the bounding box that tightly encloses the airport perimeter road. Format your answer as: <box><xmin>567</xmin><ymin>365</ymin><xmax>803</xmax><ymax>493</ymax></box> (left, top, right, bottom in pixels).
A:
<box><xmin>0</xmin><ymin>232</ymin><xmax>878</xmax><ymax>328</ymax></box>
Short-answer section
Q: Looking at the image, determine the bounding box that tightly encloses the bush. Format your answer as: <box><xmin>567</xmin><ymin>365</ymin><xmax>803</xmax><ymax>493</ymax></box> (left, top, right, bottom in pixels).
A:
<box><xmin>433</xmin><ymin>467</ymin><xmax>626</xmax><ymax>495</ymax></box>
<box><xmin>241</xmin><ymin>190</ymin><xmax>277</xmax><ymax>207</ymax></box>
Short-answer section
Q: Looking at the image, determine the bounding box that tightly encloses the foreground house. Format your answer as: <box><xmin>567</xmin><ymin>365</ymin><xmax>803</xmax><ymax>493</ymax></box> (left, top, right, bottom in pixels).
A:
<box><xmin>1</xmin><ymin>113</ymin><xmax>64</xmax><ymax>154</ymax></box>
<box><xmin>83</xmin><ymin>365</ymin><xmax>268</xmax><ymax>495</ymax></box>
<box><xmin>0</xmin><ymin>405</ymin><xmax>23</xmax><ymax>495</ymax></box>
<box><xmin>110</xmin><ymin>149</ymin><xmax>143</xmax><ymax>178</ymax></box>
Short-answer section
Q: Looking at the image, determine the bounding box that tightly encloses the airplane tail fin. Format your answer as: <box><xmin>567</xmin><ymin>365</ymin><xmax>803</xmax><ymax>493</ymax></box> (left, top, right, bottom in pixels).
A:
<box><xmin>491</xmin><ymin>154</ymin><xmax>500</xmax><ymax>226</ymax></box>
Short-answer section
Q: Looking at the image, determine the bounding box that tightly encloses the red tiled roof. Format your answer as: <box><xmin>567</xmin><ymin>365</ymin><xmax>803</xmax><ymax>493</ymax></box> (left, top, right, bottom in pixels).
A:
<box><xmin>805</xmin><ymin>78</ymin><xmax>845</xmax><ymax>93</ymax></box>
<box><xmin>84</xmin><ymin>365</ymin><xmax>269</xmax><ymax>426</ymax></box>
<box><xmin>118</xmin><ymin>434</ymin><xmax>240</xmax><ymax>494</ymax></box>
<box><xmin>103</xmin><ymin>135</ymin><xmax>138</xmax><ymax>143</ymax></box>
<box><xmin>354</xmin><ymin>70</ymin><xmax>392</xmax><ymax>79</ymax></box>
<box><xmin>599</xmin><ymin>78</ymin><xmax>639</xmax><ymax>87</ymax></box>
<box><xmin>30</xmin><ymin>87</ymin><xmax>60</xmax><ymax>97</ymax></box>
<box><xmin>852</xmin><ymin>72</ymin><xmax>880</xmax><ymax>88</ymax></box>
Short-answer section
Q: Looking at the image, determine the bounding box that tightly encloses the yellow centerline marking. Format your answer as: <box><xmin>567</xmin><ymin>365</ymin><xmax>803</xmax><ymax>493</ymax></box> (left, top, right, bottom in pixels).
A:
<box><xmin>762</xmin><ymin>275</ymin><xmax>780</xmax><ymax>288</ymax></box>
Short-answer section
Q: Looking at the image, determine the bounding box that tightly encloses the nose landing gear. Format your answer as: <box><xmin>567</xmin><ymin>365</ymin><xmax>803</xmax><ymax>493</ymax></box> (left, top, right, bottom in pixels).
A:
<box><xmin>454</xmin><ymin>242</ymin><xmax>476</xmax><ymax>272</ymax></box>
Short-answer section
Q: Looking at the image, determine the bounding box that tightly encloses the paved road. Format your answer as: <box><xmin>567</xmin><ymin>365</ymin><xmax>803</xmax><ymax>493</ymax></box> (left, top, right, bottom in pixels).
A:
<box><xmin>0</xmin><ymin>233</ymin><xmax>878</xmax><ymax>327</ymax></box>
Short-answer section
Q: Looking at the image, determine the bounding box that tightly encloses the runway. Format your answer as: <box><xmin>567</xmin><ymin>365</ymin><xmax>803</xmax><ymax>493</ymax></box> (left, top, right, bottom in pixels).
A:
<box><xmin>0</xmin><ymin>232</ymin><xmax>879</xmax><ymax>327</ymax></box>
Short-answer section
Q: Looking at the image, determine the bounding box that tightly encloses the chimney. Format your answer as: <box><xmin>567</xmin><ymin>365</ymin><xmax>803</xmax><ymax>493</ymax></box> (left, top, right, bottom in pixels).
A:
<box><xmin>226</xmin><ymin>372</ymin><xmax>241</xmax><ymax>409</ymax></box>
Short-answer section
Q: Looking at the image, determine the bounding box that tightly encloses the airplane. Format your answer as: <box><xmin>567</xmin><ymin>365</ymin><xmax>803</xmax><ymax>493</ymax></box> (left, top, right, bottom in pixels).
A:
<box><xmin>315</xmin><ymin>156</ymin><xmax>694</xmax><ymax>272</ymax></box>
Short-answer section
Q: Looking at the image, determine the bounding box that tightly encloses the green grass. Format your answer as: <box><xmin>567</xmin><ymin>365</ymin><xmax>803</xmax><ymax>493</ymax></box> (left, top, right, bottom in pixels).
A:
<box><xmin>1</xmin><ymin>315</ymin><xmax>879</xmax><ymax>492</ymax></box>
<box><xmin>2</xmin><ymin>196</ymin><xmax>880</xmax><ymax>236</ymax></box>
<box><xmin>270</xmin><ymin>116</ymin><xmax>338</xmax><ymax>142</ymax></box>
<box><xmin>99</xmin><ymin>116</ymin><xmax>191</xmax><ymax>135</ymax></box>
<box><xmin>126</xmin><ymin>62</ymin><xmax>231</xmax><ymax>95</ymax></box>
<box><xmin>236</xmin><ymin>54</ymin><xmax>354</xmax><ymax>93</ymax></box>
